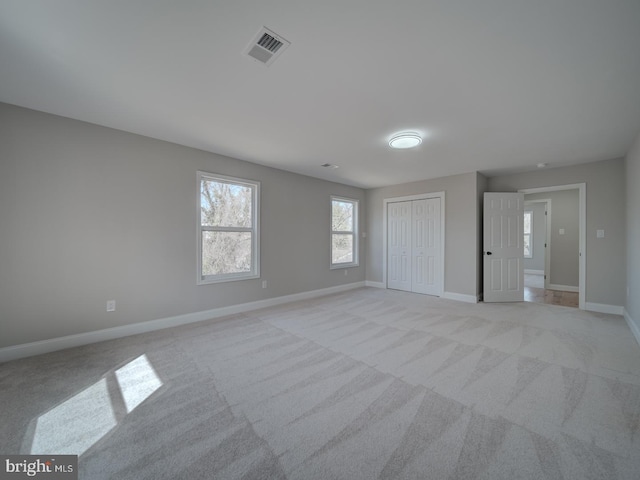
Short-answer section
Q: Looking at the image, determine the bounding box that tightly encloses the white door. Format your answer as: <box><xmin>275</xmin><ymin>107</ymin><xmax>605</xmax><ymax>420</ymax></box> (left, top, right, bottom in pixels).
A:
<box><xmin>484</xmin><ymin>192</ymin><xmax>524</xmax><ymax>302</ymax></box>
<box><xmin>388</xmin><ymin>201</ymin><xmax>412</xmax><ymax>292</ymax></box>
<box><xmin>412</xmin><ymin>198</ymin><xmax>442</xmax><ymax>295</ymax></box>
<box><xmin>388</xmin><ymin>198</ymin><xmax>442</xmax><ymax>296</ymax></box>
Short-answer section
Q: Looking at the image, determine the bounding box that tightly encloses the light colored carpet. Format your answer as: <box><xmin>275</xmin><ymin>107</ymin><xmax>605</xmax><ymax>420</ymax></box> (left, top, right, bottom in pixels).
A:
<box><xmin>1</xmin><ymin>287</ymin><xmax>640</xmax><ymax>479</ymax></box>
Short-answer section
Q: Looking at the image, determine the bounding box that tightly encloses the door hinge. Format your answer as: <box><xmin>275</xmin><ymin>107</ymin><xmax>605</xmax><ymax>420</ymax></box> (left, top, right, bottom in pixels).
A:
<box><xmin>544</xmin><ymin>243</ymin><xmax>547</xmax><ymax>248</ymax></box>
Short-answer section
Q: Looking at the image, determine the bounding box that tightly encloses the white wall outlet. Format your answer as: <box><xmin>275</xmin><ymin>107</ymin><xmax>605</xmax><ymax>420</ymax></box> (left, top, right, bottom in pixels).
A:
<box><xmin>262</xmin><ymin>280</ymin><xmax>267</xmax><ymax>289</ymax></box>
<box><xmin>344</xmin><ymin>269</ymin><xmax>348</xmax><ymax>276</ymax></box>
<box><xmin>597</xmin><ymin>229</ymin><xmax>605</xmax><ymax>238</ymax></box>
<box><xmin>559</xmin><ymin>228</ymin><xmax>565</xmax><ymax>235</ymax></box>
<box><xmin>106</xmin><ymin>300</ymin><xmax>116</xmax><ymax>312</ymax></box>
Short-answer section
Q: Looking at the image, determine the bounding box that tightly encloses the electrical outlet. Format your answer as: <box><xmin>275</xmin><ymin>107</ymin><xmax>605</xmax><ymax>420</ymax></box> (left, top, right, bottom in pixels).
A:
<box><xmin>262</xmin><ymin>280</ymin><xmax>267</xmax><ymax>289</ymax></box>
<box><xmin>344</xmin><ymin>269</ymin><xmax>348</xmax><ymax>276</ymax></box>
<box><xmin>106</xmin><ymin>300</ymin><xmax>116</xmax><ymax>312</ymax></box>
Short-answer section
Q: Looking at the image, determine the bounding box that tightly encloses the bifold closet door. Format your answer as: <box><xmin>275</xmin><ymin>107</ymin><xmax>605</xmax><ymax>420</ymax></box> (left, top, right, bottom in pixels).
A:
<box><xmin>387</xmin><ymin>201</ymin><xmax>412</xmax><ymax>291</ymax></box>
<box><xmin>412</xmin><ymin>198</ymin><xmax>441</xmax><ymax>295</ymax></box>
<box><xmin>388</xmin><ymin>198</ymin><xmax>441</xmax><ymax>295</ymax></box>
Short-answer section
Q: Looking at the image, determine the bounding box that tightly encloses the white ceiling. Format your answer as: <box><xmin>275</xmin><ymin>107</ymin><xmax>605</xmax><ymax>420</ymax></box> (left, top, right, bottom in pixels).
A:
<box><xmin>1</xmin><ymin>0</ymin><xmax>639</xmax><ymax>188</ymax></box>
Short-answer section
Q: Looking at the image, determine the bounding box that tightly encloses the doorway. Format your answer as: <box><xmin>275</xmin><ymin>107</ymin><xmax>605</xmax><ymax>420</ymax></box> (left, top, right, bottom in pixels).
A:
<box><xmin>520</xmin><ymin>184</ymin><xmax>585</xmax><ymax>309</ymax></box>
<box><xmin>384</xmin><ymin>193</ymin><xmax>444</xmax><ymax>296</ymax></box>
<box><xmin>523</xmin><ymin>198</ymin><xmax>549</xmax><ymax>291</ymax></box>
<box><xmin>522</xmin><ymin>198</ymin><xmax>578</xmax><ymax>307</ymax></box>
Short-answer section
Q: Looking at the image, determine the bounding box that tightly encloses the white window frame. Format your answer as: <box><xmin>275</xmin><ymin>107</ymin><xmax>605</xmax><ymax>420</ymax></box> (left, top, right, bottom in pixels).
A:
<box><xmin>524</xmin><ymin>210</ymin><xmax>533</xmax><ymax>259</ymax></box>
<box><xmin>330</xmin><ymin>196</ymin><xmax>359</xmax><ymax>269</ymax></box>
<box><xmin>197</xmin><ymin>171</ymin><xmax>260</xmax><ymax>284</ymax></box>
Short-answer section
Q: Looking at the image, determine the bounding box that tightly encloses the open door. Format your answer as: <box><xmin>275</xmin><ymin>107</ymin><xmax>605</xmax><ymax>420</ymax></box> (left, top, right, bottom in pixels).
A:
<box><xmin>484</xmin><ymin>192</ymin><xmax>524</xmax><ymax>302</ymax></box>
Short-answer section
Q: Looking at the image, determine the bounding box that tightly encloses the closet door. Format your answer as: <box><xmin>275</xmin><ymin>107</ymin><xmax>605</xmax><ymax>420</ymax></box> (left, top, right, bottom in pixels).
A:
<box><xmin>412</xmin><ymin>199</ymin><xmax>428</xmax><ymax>294</ymax></box>
<box><xmin>387</xmin><ymin>201</ymin><xmax>411</xmax><ymax>291</ymax></box>
<box><xmin>414</xmin><ymin>198</ymin><xmax>442</xmax><ymax>296</ymax></box>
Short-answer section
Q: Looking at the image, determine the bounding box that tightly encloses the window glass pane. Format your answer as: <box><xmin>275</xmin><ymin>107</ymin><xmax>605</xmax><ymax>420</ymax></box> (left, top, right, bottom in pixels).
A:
<box><xmin>332</xmin><ymin>200</ymin><xmax>353</xmax><ymax>232</ymax></box>
<box><xmin>524</xmin><ymin>212</ymin><xmax>532</xmax><ymax>234</ymax></box>
<box><xmin>332</xmin><ymin>234</ymin><xmax>353</xmax><ymax>264</ymax></box>
<box><xmin>524</xmin><ymin>235</ymin><xmax>531</xmax><ymax>257</ymax></box>
<box><xmin>201</xmin><ymin>180</ymin><xmax>252</xmax><ymax>228</ymax></box>
<box><xmin>202</xmin><ymin>232</ymin><xmax>252</xmax><ymax>276</ymax></box>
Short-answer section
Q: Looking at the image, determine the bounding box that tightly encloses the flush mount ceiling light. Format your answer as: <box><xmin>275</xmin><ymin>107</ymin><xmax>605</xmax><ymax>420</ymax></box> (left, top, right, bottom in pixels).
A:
<box><xmin>389</xmin><ymin>132</ymin><xmax>422</xmax><ymax>149</ymax></box>
<box><xmin>537</xmin><ymin>162</ymin><xmax>549</xmax><ymax>168</ymax></box>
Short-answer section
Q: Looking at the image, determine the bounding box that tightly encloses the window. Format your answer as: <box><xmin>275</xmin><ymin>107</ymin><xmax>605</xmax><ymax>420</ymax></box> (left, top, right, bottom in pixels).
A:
<box><xmin>524</xmin><ymin>210</ymin><xmax>533</xmax><ymax>258</ymax></box>
<box><xmin>198</xmin><ymin>172</ymin><xmax>260</xmax><ymax>284</ymax></box>
<box><xmin>331</xmin><ymin>196</ymin><xmax>358</xmax><ymax>268</ymax></box>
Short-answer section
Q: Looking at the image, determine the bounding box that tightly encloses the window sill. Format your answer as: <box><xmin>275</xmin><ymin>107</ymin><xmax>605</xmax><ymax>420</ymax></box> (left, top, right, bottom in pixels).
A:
<box><xmin>198</xmin><ymin>273</ymin><xmax>260</xmax><ymax>285</ymax></box>
<box><xmin>330</xmin><ymin>263</ymin><xmax>359</xmax><ymax>270</ymax></box>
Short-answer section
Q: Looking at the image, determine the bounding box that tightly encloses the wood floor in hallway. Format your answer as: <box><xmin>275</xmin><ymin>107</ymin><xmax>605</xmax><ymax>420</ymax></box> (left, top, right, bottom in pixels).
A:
<box><xmin>524</xmin><ymin>286</ymin><xmax>579</xmax><ymax>308</ymax></box>
<box><xmin>524</xmin><ymin>273</ymin><xmax>579</xmax><ymax>308</ymax></box>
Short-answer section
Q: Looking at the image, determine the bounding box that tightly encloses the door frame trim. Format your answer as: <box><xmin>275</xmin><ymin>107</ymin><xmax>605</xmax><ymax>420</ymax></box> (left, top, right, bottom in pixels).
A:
<box><xmin>383</xmin><ymin>192</ymin><xmax>445</xmax><ymax>294</ymax></box>
<box><xmin>519</xmin><ymin>183</ymin><xmax>586</xmax><ymax>310</ymax></box>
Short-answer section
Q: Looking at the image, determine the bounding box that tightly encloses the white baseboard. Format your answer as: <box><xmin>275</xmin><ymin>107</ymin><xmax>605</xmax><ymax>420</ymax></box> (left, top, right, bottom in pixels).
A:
<box><xmin>548</xmin><ymin>284</ymin><xmax>579</xmax><ymax>293</ymax></box>
<box><xmin>365</xmin><ymin>283</ymin><xmax>477</xmax><ymax>304</ymax></box>
<box><xmin>442</xmin><ymin>292</ymin><xmax>479</xmax><ymax>304</ymax></box>
<box><xmin>0</xmin><ymin>281</ymin><xmax>366</xmax><ymax>363</ymax></box>
<box><xmin>524</xmin><ymin>269</ymin><xmax>545</xmax><ymax>275</ymax></box>
<box><xmin>584</xmin><ymin>302</ymin><xmax>624</xmax><ymax>316</ymax></box>
<box><xmin>623</xmin><ymin>309</ymin><xmax>640</xmax><ymax>348</ymax></box>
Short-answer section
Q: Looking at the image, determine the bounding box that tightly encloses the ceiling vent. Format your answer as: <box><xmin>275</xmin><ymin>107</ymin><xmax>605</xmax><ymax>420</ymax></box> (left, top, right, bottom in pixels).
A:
<box><xmin>244</xmin><ymin>27</ymin><xmax>290</xmax><ymax>66</ymax></box>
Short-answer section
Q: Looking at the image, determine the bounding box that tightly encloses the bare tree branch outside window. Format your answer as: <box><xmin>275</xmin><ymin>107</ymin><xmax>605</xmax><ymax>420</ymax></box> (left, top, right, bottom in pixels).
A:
<box><xmin>198</xmin><ymin>173</ymin><xmax>259</xmax><ymax>282</ymax></box>
<box><xmin>331</xmin><ymin>198</ymin><xmax>358</xmax><ymax>266</ymax></box>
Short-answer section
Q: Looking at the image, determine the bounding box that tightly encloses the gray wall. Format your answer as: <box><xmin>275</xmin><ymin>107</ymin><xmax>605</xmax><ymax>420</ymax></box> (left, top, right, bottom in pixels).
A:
<box><xmin>366</xmin><ymin>172</ymin><xmax>480</xmax><ymax>298</ymax></box>
<box><xmin>0</xmin><ymin>103</ymin><xmax>366</xmax><ymax>348</ymax></box>
<box><xmin>488</xmin><ymin>158</ymin><xmax>626</xmax><ymax>307</ymax></box>
<box><xmin>525</xmin><ymin>190</ymin><xmax>579</xmax><ymax>287</ymax></box>
<box><xmin>625</xmin><ymin>131</ymin><xmax>640</xmax><ymax>332</ymax></box>
<box><xmin>523</xmin><ymin>201</ymin><xmax>546</xmax><ymax>272</ymax></box>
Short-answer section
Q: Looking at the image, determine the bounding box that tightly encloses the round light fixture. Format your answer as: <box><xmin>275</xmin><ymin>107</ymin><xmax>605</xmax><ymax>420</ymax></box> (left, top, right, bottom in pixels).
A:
<box><xmin>389</xmin><ymin>132</ymin><xmax>422</xmax><ymax>149</ymax></box>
